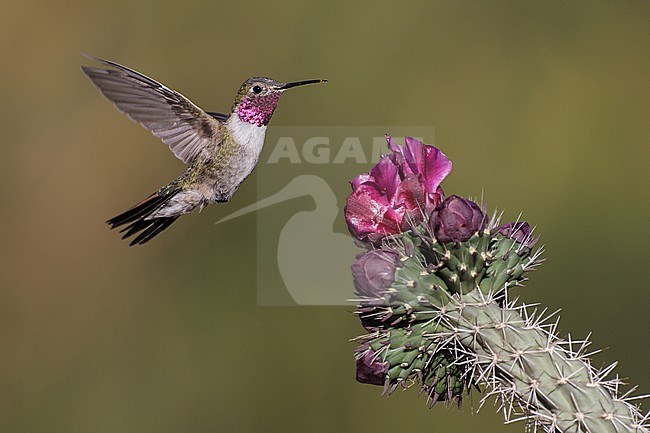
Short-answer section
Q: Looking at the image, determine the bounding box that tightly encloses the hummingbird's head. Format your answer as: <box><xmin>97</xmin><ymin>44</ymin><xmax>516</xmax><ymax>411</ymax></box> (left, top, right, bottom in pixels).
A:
<box><xmin>232</xmin><ymin>77</ymin><xmax>326</xmax><ymax>127</ymax></box>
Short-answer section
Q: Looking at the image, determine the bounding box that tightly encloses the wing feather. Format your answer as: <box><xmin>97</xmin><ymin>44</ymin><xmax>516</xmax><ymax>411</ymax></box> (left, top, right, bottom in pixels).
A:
<box><xmin>82</xmin><ymin>55</ymin><xmax>223</xmax><ymax>163</ymax></box>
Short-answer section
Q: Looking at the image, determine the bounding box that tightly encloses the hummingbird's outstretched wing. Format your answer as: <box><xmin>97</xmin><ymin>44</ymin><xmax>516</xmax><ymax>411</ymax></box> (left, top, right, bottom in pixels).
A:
<box><xmin>81</xmin><ymin>54</ymin><xmax>222</xmax><ymax>164</ymax></box>
<box><xmin>206</xmin><ymin>111</ymin><xmax>230</xmax><ymax>122</ymax></box>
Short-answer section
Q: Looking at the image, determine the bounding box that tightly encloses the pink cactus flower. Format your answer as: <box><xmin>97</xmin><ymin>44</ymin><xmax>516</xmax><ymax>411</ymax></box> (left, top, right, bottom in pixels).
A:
<box><xmin>345</xmin><ymin>136</ymin><xmax>452</xmax><ymax>243</ymax></box>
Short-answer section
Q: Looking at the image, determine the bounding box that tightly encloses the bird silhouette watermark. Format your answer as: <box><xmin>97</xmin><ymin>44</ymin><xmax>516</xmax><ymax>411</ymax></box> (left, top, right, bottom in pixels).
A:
<box><xmin>216</xmin><ymin>127</ymin><xmax>435</xmax><ymax>306</ymax></box>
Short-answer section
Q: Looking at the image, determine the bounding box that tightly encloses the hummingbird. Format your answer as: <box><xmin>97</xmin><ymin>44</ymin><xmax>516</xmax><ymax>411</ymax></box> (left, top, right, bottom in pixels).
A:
<box><xmin>81</xmin><ymin>55</ymin><xmax>326</xmax><ymax>246</ymax></box>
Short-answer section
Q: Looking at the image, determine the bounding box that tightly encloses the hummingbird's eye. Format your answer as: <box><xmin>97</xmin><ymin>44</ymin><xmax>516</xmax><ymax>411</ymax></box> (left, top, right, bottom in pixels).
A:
<box><xmin>252</xmin><ymin>85</ymin><xmax>262</xmax><ymax>94</ymax></box>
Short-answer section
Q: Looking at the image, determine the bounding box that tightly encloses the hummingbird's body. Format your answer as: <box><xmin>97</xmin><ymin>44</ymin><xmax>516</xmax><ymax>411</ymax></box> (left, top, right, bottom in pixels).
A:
<box><xmin>81</xmin><ymin>55</ymin><xmax>325</xmax><ymax>245</ymax></box>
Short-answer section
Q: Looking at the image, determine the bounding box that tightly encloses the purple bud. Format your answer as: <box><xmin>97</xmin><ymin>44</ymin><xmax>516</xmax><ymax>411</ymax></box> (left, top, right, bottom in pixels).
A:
<box><xmin>356</xmin><ymin>345</ymin><xmax>389</xmax><ymax>386</ymax></box>
<box><xmin>497</xmin><ymin>221</ymin><xmax>539</xmax><ymax>248</ymax></box>
<box><xmin>352</xmin><ymin>250</ymin><xmax>399</xmax><ymax>298</ymax></box>
<box><xmin>430</xmin><ymin>195</ymin><xmax>486</xmax><ymax>244</ymax></box>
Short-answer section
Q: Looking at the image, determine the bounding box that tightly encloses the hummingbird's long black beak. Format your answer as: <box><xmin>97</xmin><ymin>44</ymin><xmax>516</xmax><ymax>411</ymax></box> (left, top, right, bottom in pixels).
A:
<box><xmin>278</xmin><ymin>79</ymin><xmax>327</xmax><ymax>90</ymax></box>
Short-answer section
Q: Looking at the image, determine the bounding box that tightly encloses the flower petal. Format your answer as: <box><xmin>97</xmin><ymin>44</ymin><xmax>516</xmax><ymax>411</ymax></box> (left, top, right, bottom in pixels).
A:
<box><xmin>394</xmin><ymin>175</ymin><xmax>424</xmax><ymax>211</ymax></box>
<box><xmin>404</xmin><ymin>136</ymin><xmax>425</xmax><ymax>174</ymax></box>
<box><xmin>385</xmin><ymin>134</ymin><xmax>401</xmax><ymax>155</ymax></box>
<box><xmin>350</xmin><ymin>172</ymin><xmax>374</xmax><ymax>190</ymax></box>
<box><xmin>345</xmin><ymin>184</ymin><xmax>403</xmax><ymax>241</ymax></box>
<box><xmin>385</xmin><ymin>134</ymin><xmax>413</xmax><ymax>175</ymax></box>
<box><xmin>424</xmin><ymin>186</ymin><xmax>445</xmax><ymax>211</ymax></box>
<box><xmin>369</xmin><ymin>156</ymin><xmax>400</xmax><ymax>200</ymax></box>
<box><xmin>422</xmin><ymin>144</ymin><xmax>453</xmax><ymax>194</ymax></box>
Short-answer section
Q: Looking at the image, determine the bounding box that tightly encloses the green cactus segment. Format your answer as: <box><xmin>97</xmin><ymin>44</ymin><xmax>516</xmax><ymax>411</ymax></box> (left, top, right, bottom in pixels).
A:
<box><xmin>428</xmin><ymin>230</ymin><xmax>538</xmax><ymax>297</ymax></box>
<box><xmin>358</xmin><ymin>324</ymin><xmax>468</xmax><ymax>406</ymax></box>
<box><xmin>477</xmin><ymin>233</ymin><xmax>540</xmax><ymax>295</ymax></box>
<box><xmin>443</xmin><ymin>290</ymin><xmax>648</xmax><ymax>433</ymax></box>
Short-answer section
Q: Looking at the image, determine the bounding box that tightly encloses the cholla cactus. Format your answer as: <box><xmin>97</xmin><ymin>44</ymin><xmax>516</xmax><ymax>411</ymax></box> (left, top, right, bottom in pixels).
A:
<box><xmin>345</xmin><ymin>136</ymin><xmax>648</xmax><ymax>433</ymax></box>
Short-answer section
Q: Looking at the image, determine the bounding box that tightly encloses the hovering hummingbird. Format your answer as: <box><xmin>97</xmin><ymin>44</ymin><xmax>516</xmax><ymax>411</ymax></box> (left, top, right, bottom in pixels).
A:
<box><xmin>81</xmin><ymin>55</ymin><xmax>326</xmax><ymax>246</ymax></box>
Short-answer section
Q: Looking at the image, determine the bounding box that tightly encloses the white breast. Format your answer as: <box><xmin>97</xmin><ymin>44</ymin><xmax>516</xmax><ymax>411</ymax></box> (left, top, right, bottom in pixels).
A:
<box><xmin>217</xmin><ymin>114</ymin><xmax>269</xmax><ymax>200</ymax></box>
<box><xmin>227</xmin><ymin>114</ymin><xmax>268</xmax><ymax>155</ymax></box>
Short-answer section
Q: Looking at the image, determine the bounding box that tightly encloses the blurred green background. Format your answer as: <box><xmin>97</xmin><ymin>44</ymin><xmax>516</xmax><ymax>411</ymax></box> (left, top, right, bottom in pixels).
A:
<box><xmin>1</xmin><ymin>1</ymin><xmax>648</xmax><ymax>432</ymax></box>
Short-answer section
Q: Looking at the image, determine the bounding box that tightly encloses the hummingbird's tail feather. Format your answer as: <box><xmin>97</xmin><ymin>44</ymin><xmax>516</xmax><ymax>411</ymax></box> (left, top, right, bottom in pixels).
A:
<box><xmin>120</xmin><ymin>216</ymin><xmax>180</xmax><ymax>246</ymax></box>
<box><xmin>107</xmin><ymin>188</ymin><xmax>181</xmax><ymax>246</ymax></box>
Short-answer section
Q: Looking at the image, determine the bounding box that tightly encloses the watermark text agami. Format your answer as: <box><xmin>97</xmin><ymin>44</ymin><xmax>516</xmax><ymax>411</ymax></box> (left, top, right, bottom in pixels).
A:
<box><xmin>266</xmin><ymin>136</ymin><xmax>423</xmax><ymax>164</ymax></box>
